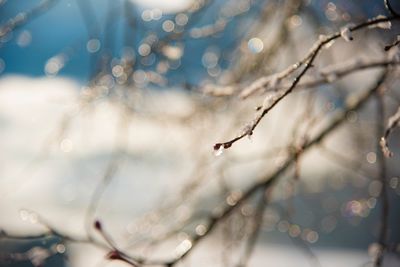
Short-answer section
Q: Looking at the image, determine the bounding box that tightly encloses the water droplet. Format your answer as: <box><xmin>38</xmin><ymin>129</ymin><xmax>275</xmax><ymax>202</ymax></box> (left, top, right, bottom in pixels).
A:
<box><xmin>16</xmin><ymin>30</ymin><xmax>32</xmax><ymax>47</ymax></box>
<box><xmin>248</xmin><ymin>37</ymin><xmax>264</xmax><ymax>54</ymax></box>
<box><xmin>162</xmin><ymin>20</ymin><xmax>175</xmax><ymax>32</ymax></box>
<box><xmin>162</xmin><ymin>45</ymin><xmax>183</xmax><ymax>60</ymax></box>
<box><xmin>214</xmin><ymin>146</ymin><xmax>224</xmax><ymax>156</ymax></box>
<box><xmin>55</xmin><ymin>244</ymin><xmax>66</xmax><ymax>254</ymax></box>
<box><xmin>175</xmin><ymin>13</ymin><xmax>188</xmax><ymax>26</ymax></box>
<box><xmin>366</xmin><ymin>152</ymin><xmax>376</xmax><ymax>164</ymax></box>
<box><xmin>141</xmin><ymin>10</ymin><xmax>152</xmax><ymax>21</ymax></box>
<box><xmin>202</xmin><ymin>51</ymin><xmax>219</xmax><ymax>68</ymax></box>
<box><xmin>195</xmin><ymin>225</ymin><xmax>207</xmax><ymax>236</ymax></box>
<box><xmin>138</xmin><ymin>43</ymin><xmax>151</xmax><ymax>57</ymax></box>
<box><xmin>152</xmin><ymin>9</ymin><xmax>162</xmax><ymax>20</ymax></box>
<box><xmin>86</xmin><ymin>39</ymin><xmax>101</xmax><ymax>53</ymax></box>
<box><xmin>289</xmin><ymin>15</ymin><xmax>302</xmax><ymax>29</ymax></box>
<box><xmin>306</xmin><ymin>230</ymin><xmax>319</xmax><ymax>243</ymax></box>
<box><xmin>112</xmin><ymin>65</ymin><xmax>124</xmax><ymax>78</ymax></box>
<box><xmin>44</xmin><ymin>56</ymin><xmax>65</xmax><ymax>76</ymax></box>
<box><xmin>277</xmin><ymin>220</ymin><xmax>290</xmax><ymax>232</ymax></box>
<box><xmin>289</xmin><ymin>224</ymin><xmax>301</xmax><ymax>237</ymax></box>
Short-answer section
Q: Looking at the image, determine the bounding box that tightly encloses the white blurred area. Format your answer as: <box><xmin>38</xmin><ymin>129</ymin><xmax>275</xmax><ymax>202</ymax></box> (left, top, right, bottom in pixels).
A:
<box><xmin>130</xmin><ymin>0</ymin><xmax>195</xmax><ymax>13</ymax></box>
<box><xmin>0</xmin><ymin>75</ymin><xmax>201</xmax><ymax>235</ymax></box>
<box><xmin>0</xmin><ymin>75</ymin><xmax>388</xmax><ymax>267</ymax></box>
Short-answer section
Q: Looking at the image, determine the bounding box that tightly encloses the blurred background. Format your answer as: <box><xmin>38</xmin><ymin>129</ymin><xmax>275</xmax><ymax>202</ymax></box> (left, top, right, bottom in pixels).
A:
<box><xmin>0</xmin><ymin>0</ymin><xmax>400</xmax><ymax>267</ymax></box>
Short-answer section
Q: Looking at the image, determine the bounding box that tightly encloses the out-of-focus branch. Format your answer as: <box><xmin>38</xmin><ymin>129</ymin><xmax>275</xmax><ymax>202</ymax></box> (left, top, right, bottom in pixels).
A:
<box><xmin>319</xmin><ymin>144</ymin><xmax>375</xmax><ymax>179</ymax></box>
<box><xmin>84</xmin><ymin>110</ymin><xmax>131</xmax><ymax>236</ymax></box>
<box><xmin>204</xmin><ymin>59</ymin><xmax>400</xmax><ymax>97</ymax></box>
<box><xmin>375</xmin><ymin>85</ymin><xmax>390</xmax><ymax>267</ymax></box>
<box><xmin>162</xmin><ymin>71</ymin><xmax>389</xmax><ymax>267</ymax></box>
<box><xmin>248</xmin><ymin>59</ymin><xmax>400</xmax><ymax>97</ymax></box>
<box><xmin>84</xmin><ymin>158</ymin><xmax>119</xmax><ymax>236</ymax></box>
<box><xmin>76</xmin><ymin>0</ymin><xmax>99</xmax><ymax>39</ymax></box>
<box><xmin>0</xmin><ymin>0</ymin><xmax>60</xmax><ymax>39</ymax></box>
<box><xmin>231</xmin><ymin>0</ymin><xmax>302</xmax><ymax>82</ymax></box>
<box><xmin>77</xmin><ymin>0</ymin><xmax>100</xmax><ymax>80</ymax></box>
<box><xmin>236</xmin><ymin>192</ymin><xmax>268</xmax><ymax>267</ymax></box>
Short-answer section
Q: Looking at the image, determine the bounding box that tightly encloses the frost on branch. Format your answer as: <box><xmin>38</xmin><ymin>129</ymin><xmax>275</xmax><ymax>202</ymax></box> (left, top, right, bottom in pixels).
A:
<box><xmin>380</xmin><ymin>106</ymin><xmax>400</xmax><ymax>157</ymax></box>
<box><xmin>380</xmin><ymin>137</ymin><xmax>393</xmax><ymax>158</ymax></box>
<box><xmin>369</xmin><ymin>15</ymin><xmax>392</xmax><ymax>29</ymax></box>
<box><xmin>340</xmin><ymin>27</ymin><xmax>353</xmax><ymax>42</ymax></box>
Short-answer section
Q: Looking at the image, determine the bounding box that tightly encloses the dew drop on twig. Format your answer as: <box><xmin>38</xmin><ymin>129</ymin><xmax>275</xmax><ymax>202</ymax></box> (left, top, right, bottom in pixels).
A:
<box><xmin>213</xmin><ymin>142</ymin><xmax>232</xmax><ymax>156</ymax></box>
<box><xmin>214</xmin><ymin>146</ymin><xmax>224</xmax><ymax>156</ymax></box>
<box><xmin>213</xmin><ymin>143</ymin><xmax>224</xmax><ymax>156</ymax></box>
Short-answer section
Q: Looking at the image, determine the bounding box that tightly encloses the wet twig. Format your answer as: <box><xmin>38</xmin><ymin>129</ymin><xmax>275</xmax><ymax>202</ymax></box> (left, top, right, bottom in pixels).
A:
<box><xmin>213</xmin><ymin>15</ymin><xmax>399</xmax><ymax>152</ymax></box>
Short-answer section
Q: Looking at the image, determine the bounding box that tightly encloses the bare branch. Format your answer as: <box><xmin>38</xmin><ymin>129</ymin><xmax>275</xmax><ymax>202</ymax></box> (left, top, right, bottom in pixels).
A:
<box><xmin>375</xmin><ymin>87</ymin><xmax>390</xmax><ymax>267</ymax></box>
<box><xmin>166</xmin><ymin>71</ymin><xmax>389</xmax><ymax>267</ymax></box>
<box><xmin>213</xmin><ymin>15</ymin><xmax>399</xmax><ymax>151</ymax></box>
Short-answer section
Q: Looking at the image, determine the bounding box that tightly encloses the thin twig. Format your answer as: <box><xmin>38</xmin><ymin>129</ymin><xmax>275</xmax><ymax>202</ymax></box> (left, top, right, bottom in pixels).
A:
<box><xmin>165</xmin><ymin>71</ymin><xmax>388</xmax><ymax>267</ymax></box>
<box><xmin>213</xmin><ymin>15</ymin><xmax>399</xmax><ymax>151</ymax></box>
<box><xmin>0</xmin><ymin>71</ymin><xmax>389</xmax><ymax>267</ymax></box>
<box><xmin>375</xmin><ymin>87</ymin><xmax>390</xmax><ymax>267</ymax></box>
<box><xmin>236</xmin><ymin>192</ymin><xmax>268</xmax><ymax>267</ymax></box>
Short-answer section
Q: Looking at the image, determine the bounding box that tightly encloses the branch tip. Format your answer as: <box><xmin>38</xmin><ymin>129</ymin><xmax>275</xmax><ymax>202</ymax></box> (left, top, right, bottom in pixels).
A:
<box><xmin>94</xmin><ymin>220</ymin><xmax>102</xmax><ymax>231</ymax></box>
